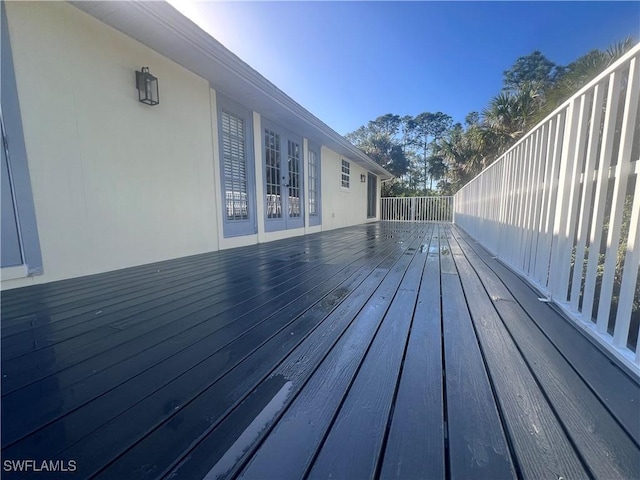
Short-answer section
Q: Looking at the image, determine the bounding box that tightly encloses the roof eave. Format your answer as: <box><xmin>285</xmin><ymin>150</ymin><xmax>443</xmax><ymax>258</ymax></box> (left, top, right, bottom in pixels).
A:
<box><xmin>70</xmin><ymin>1</ymin><xmax>394</xmax><ymax>180</ymax></box>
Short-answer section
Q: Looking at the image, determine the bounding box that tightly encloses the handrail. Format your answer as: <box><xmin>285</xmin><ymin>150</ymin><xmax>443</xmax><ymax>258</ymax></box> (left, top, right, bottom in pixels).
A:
<box><xmin>453</xmin><ymin>43</ymin><xmax>640</xmax><ymax>375</ymax></box>
<box><xmin>381</xmin><ymin>196</ymin><xmax>453</xmax><ymax>222</ymax></box>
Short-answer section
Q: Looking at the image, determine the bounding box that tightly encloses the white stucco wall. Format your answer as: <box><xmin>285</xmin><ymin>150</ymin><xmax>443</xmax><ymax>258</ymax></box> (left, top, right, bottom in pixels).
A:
<box><xmin>1</xmin><ymin>1</ymin><xmax>382</xmax><ymax>289</ymax></box>
<box><xmin>320</xmin><ymin>147</ymin><xmax>378</xmax><ymax>231</ymax></box>
<box><xmin>2</xmin><ymin>2</ymin><xmax>218</xmax><ymax>289</ymax></box>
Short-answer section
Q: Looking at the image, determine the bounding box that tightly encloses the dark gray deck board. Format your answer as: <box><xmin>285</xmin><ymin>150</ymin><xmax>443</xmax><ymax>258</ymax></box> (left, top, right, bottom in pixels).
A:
<box><xmin>89</xmin><ymin>229</ymin><xmax>423</xmax><ymax>480</ymax></box>
<box><xmin>453</xmin><ymin>227</ymin><xmax>640</xmax><ymax>445</ymax></box>
<box><xmin>3</xmin><ymin>237</ymin><xmax>390</xmax><ymax>450</ymax></box>
<box><xmin>379</xmin><ymin>226</ymin><xmax>445</xmax><ymax>479</ymax></box>
<box><xmin>2</xmin><ymin>243</ymin><xmax>371</xmax><ymax>394</ymax></box>
<box><xmin>304</xmin><ymin>229</ymin><xmax>428</xmax><ymax>479</ymax></box>
<box><xmin>1</xmin><ymin>222</ymin><xmax>637</xmax><ymax>480</ymax></box>
<box><xmin>167</xmin><ymin>226</ymin><xmax>429</xmax><ymax>480</ymax></box>
<box><xmin>440</xmin><ymin>229</ymin><xmax>517</xmax><ymax>480</ymax></box>
<box><xmin>447</xmin><ymin>227</ymin><xmax>589</xmax><ymax>479</ymax></box>
<box><xmin>451</xmin><ymin>226</ymin><xmax>640</xmax><ymax>478</ymax></box>
<box><xmin>1</xmin><ymin>235</ymin><xmax>366</xmax><ymax>361</ymax></box>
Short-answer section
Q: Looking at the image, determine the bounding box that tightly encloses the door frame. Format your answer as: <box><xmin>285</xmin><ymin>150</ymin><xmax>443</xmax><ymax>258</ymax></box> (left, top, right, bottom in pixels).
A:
<box><xmin>367</xmin><ymin>172</ymin><xmax>377</xmax><ymax>218</ymax></box>
<box><xmin>216</xmin><ymin>93</ymin><xmax>258</xmax><ymax>238</ymax></box>
<box><xmin>1</xmin><ymin>3</ymin><xmax>42</xmax><ymax>276</ymax></box>
<box><xmin>261</xmin><ymin>118</ymin><xmax>304</xmax><ymax>232</ymax></box>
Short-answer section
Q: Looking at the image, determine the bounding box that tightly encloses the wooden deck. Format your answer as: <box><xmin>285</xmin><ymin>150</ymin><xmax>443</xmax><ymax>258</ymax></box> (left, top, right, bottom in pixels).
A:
<box><xmin>1</xmin><ymin>222</ymin><xmax>639</xmax><ymax>480</ymax></box>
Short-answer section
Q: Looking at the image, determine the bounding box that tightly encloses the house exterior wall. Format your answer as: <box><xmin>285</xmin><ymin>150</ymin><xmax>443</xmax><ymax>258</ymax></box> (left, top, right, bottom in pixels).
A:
<box><xmin>1</xmin><ymin>1</ymin><xmax>383</xmax><ymax>290</ymax></box>
<box><xmin>320</xmin><ymin>147</ymin><xmax>378</xmax><ymax>231</ymax></box>
<box><xmin>2</xmin><ymin>2</ymin><xmax>218</xmax><ymax>289</ymax></box>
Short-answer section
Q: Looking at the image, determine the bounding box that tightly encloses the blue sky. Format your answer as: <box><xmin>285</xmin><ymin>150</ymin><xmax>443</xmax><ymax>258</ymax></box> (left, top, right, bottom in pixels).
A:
<box><xmin>170</xmin><ymin>1</ymin><xmax>639</xmax><ymax>135</ymax></box>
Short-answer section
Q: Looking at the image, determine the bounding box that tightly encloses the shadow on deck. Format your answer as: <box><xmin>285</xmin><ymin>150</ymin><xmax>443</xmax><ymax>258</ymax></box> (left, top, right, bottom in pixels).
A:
<box><xmin>1</xmin><ymin>222</ymin><xmax>639</xmax><ymax>479</ymax></box>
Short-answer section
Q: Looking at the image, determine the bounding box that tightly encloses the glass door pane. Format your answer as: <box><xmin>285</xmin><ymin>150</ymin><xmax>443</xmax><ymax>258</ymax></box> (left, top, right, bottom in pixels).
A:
<box><xmin>265</xmin><ymin>129</ymin><xmax>282</xmax><ymax>219</ymax></box>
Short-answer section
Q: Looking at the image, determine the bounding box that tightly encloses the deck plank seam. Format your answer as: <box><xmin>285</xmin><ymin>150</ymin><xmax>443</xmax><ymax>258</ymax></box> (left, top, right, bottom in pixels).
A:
<box><xmin>448</xmin><ymin>225</ymin><xmax>596</xmax><ymax>479</ymax></box>
<box><xmin>455</xmin><ymin>227</ymin><xmax>640</xmax><ymax>450</ymax></box>
<box><xmin>2</xmin><ymin>234</ymin><xmax>400</xmax><ymax>449</ymax></box>
<box><xmin>452</xmin><ymin>226</ymin><xmax>640</xmax><ymax>478</ymax></box>
<box><xmin>131</xmin><ymin>226</ymin><xmax>425</xmax><ymax>479</ymax></box>
<box><xmin>373</xmin><ymin>225</ymin><xmax>435</xmax><ymax>480</ymax></box>
<box><xmin>37</xmin><ymin>233</ymin><xmax>408</xmax><ymax>475</ymax></box>
<box><xmin>1</xmin><ymin>237</ymin><xmax>384</xmax><ymax>393</ymax></box>
<box><xmin>436</xmin><ymin>225</ymin><xmax>452</xmax><ymax>480</ymax></box>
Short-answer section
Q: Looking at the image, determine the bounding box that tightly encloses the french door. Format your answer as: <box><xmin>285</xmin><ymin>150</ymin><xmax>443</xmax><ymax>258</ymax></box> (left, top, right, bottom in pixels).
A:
<box><xmin>263</xmin><ymin>120</ymin><xmax>304</xmax><ymax>231</ymax></box>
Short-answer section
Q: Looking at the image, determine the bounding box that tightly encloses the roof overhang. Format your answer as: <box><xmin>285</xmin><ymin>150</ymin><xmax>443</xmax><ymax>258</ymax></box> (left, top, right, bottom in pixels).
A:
<box><xmin>70</xmin><ymin>1</ymin><xmax>393</xmax><ymax>180</ymax></box>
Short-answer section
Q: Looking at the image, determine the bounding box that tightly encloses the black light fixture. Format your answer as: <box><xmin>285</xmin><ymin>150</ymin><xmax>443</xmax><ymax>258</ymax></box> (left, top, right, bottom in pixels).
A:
<box><xmin>360</xmin><ymin>174</ymin><xmax>367</xmax><ymax>183</ymax></box>
<box><xmin>136</xmin><ymin>67</ymin><xmax>159</xmax><ymax>106</ymax></box>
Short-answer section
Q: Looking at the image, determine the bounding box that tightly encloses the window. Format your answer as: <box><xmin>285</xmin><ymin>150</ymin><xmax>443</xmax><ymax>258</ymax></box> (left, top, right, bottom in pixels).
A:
<box><xmin>341</xmin><ymin>159</ymin><xmax>350</xmax><ymax>189</ymax></box>
<box><xmin>308</xmin><ymin>147</ymin><xmax>321</xmax><ymax>226</ymax></box>
<box><xmin>264</xmin><ymin>128</ymin><xmax>282</xmax><ymax>219</ymax></box>
<box><xmin>221</xmin><ymin>111</ymin><xmax>249</xmax><ymax>221</ymax></box>
<box><xmin>287</xmin><ymin>140</ymin><xmax>301</xmax><ymax>218</ymax></box>
<box><xmin>217</xmin><ymin>94</ymin><xmax>256</xmax><ymax>237</ymax></box>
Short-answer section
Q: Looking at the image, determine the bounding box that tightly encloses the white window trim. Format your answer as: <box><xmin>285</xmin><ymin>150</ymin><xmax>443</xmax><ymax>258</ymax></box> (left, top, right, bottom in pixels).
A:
<box><xmin>341</xmin><ymin>159</ymin><xmax>350</xmax><ymax>190</ymax></box>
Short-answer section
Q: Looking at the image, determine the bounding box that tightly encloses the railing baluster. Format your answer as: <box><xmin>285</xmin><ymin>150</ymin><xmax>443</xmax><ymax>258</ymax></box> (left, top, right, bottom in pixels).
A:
<box><xmin>549</xmin><ymin>95</ymin><xmax>583</xmax><ymax>301</ymax></box>
<box><xmin>450</xmin><ymin>44</ymin><xmax>640</xmax><ymax>374</ymax></box>
<box><xmin>378</xmin><ymin>196</ymin><xmax>455</xmax><ymax>223</ymax></box>
<box><xmin>597</xmin><ymin>55</ymin><xmax>640</xmax><ymax>338</ymax></box>
<box><xmin>570</xmin><ymin>82</ymin><xmax>606</xmax><ymax>313</ymax></box>
<box><xmin>583</xmin><ymin>71</ymin><xmax>623</xmax><ymax>327</ymax></box>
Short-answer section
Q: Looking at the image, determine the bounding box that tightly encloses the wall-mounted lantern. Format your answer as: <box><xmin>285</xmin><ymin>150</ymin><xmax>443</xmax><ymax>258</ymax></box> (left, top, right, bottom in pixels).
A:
<box><xmin>136</xmin><ymin>67</ymin><xmax>159</xmax><ymax>106</ymax></box>
<box><xmin>360</xmin><ymin>174</ymin><xmax>367</xmax><ymax>183</ymax></box>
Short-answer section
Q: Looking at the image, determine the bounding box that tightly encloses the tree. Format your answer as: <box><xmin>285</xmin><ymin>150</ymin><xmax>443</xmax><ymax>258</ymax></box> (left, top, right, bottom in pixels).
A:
<box><xmin>367</xmin><ymin>113</ymin><xmax>401</xmax><ymax>138</ymax></box>
<box><xmin>483</xmin><ymin>81</ymin><xmax>543</xmax><ymax>148</ymax></box>
<box><xmin>465</xmin><ymin>111</ymin><xmax>480</xmax><ymax>127</ymax></box>
<box><xmin>535</xmin><ymin>37</ymin><xmax>636</xmax><ymax>123</ymax></box>
<box><xmin>399</xmin><ymin>116</ymin><xmax>419</xmax><ymax>189</ymax></box>
<box><xmin>363</xmin><ymin>134</ymin><xmax>408</xmax><ymax>177</ymax></box>
<box><xmin>503</xmin><ymin>50</ymin><xmax>562</xmax><ymax>92</ymax></box>
<box><xmin>345</xmin><ymin>35</ymin><xmax>635</xmax><ymax>198</ymax></box>
<box><xmin>426</xmin><ymin>155</ymin><xmax>447</xmax><ymax>187</ymax></box>
<box><xmin>346</xmin><ymin>116</ymin><xmax>409</xmax><ymax>179</ymax></box>
<box><xmin>413</xmin><ymin>111</ymin><xmax>453</xmax><ymax>190</ymax></box>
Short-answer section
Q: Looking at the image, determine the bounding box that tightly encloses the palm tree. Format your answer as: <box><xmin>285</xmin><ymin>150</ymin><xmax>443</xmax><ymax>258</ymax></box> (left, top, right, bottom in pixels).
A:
<box><xmin>534</xmin><ymin>36</ymin><xmax>636</xmax><ymax>123</ymax></box>
<box><xmin>483</xmin><ymin>81</ymin><xmax>543</xmax><ymax>146</ymax></box>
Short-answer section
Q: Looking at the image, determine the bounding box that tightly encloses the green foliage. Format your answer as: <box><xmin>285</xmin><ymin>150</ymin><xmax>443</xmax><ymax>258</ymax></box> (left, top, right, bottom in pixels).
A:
<box><xmin>347</xmin><ymin>36</ymin><xmax>636</xmax><ymax>197</ymax></box>
<box><xmin>345</xmin><ymin>114</ymin><xmax>409</xmax><ymax>177</ymax></box>
<box><xmin>532</xmin><ymin>36</ymin><xmax>635</xmax><ymax>124</ymax></box>
<box><xmin>502</xmin><ymin>50</ymin><xmax>562</xmax><ymax>92</ymax></box>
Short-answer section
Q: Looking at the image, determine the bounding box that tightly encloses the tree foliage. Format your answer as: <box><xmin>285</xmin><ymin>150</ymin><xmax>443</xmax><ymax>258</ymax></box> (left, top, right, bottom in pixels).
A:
<box><xmin>345</xmin><ymin>114</ymin><xmax>409</xmax><ymax>186</ymax></box>
<box><xmin>346</xmin><ymin>36</ymin><xmax>636</xmax><ymax>197</ymax></box>
<box><xmin>502</xmin><ymin>50</ymin><xmax>562</xmax><ymax>92</ymax></box>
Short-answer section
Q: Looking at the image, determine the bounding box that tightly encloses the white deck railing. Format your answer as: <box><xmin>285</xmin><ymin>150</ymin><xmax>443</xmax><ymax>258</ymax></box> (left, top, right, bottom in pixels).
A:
<box><xmin>453</xmin><ymin>44</ymin><xmax>640</xmax><ymax>374</ymax></box>
<box><xmin>380</xmin><ymin>196</ymin><xmax>453</xmax><ymax>222</ymax></box>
